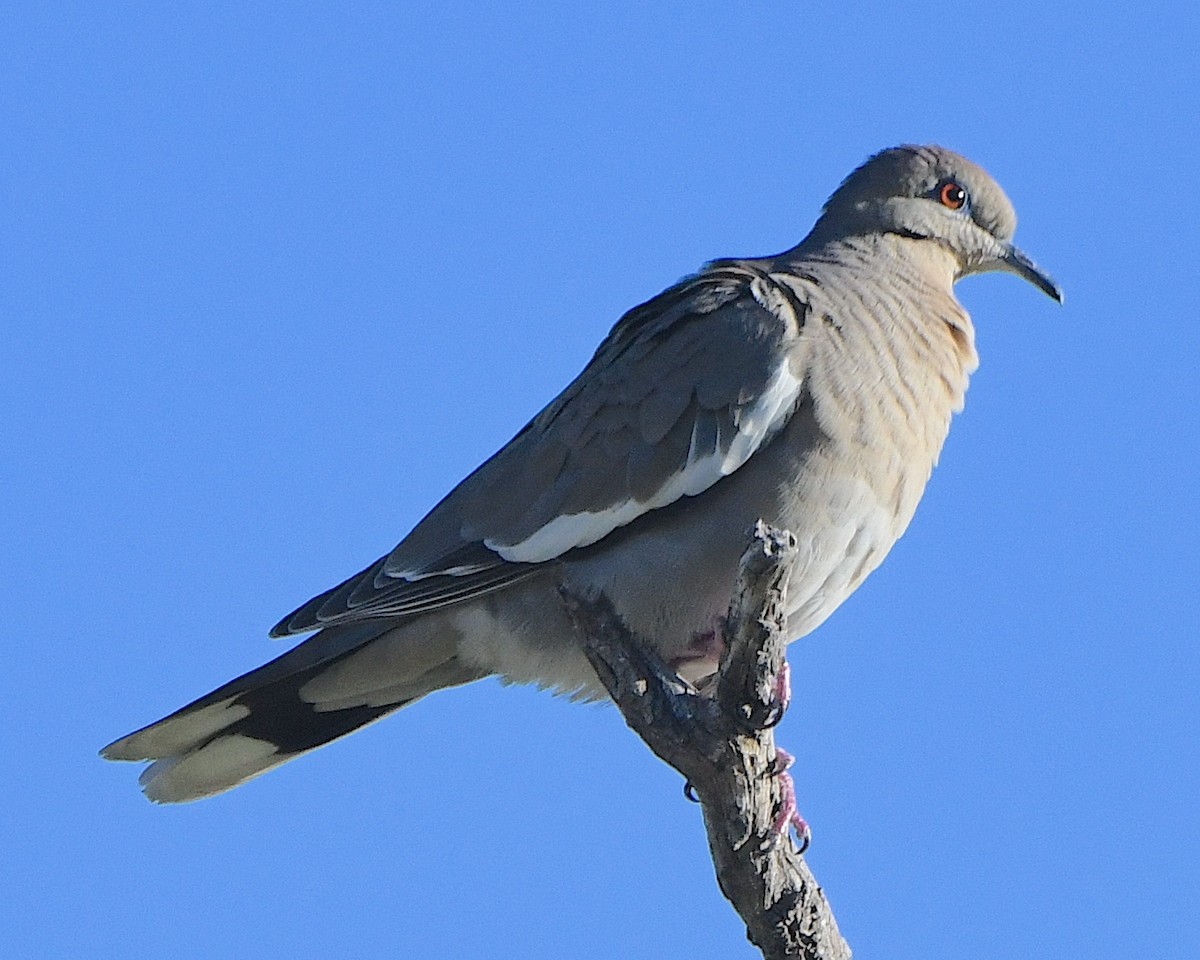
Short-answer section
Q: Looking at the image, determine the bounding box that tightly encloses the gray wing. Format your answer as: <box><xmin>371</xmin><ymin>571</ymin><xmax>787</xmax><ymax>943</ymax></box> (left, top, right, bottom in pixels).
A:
<box><xmin>272</xmin><ymin>261</ymin><xmax>810</xmax><ymax>637</ymax></box>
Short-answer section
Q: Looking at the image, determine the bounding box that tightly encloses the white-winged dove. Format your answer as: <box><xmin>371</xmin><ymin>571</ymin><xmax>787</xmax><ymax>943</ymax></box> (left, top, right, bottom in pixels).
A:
<box><xmin>103</xmin><ymin>144</ymin><xmax>1062</xmax><ymax>803</ymax></box>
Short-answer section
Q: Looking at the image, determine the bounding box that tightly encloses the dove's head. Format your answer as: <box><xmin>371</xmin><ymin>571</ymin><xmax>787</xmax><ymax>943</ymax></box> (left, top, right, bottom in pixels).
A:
<box><xmin>813</xmin><ymin>144</ymin><xmax>1062</xmax><ymax>302</ymax></box>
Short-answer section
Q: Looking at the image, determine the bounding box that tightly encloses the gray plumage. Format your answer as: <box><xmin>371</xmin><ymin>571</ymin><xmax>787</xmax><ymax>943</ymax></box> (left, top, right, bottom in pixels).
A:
<box><xmin>102</xmin><ymin>144</ymin><xmax>1062</xmax><ymax>803</ymax></box>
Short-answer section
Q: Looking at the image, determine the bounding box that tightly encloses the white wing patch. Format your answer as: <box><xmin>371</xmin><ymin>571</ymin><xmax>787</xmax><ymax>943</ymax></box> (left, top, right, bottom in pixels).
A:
<box><xmin>486</xmin><ymin>360</ymin><xmax>803</xmax><ymax>563</ymax></box>
<box><xmin>720</xmin><ymin>358</ymin><xmax>802</xmax><ymax>472</ymax></box>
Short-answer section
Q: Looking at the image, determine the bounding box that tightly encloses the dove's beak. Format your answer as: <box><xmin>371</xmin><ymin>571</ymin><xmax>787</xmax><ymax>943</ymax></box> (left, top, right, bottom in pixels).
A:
<box><xmin>1001</xmin><ymin>244</ymin><xmax>1063</xmax><ymax>303</ymax></box>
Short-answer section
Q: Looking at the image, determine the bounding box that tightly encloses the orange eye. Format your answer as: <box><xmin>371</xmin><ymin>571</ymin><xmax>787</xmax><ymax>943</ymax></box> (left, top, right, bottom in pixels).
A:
<box><xmin>939</xmin><ymin>181</ymin><xmax>967</xmax><ymax>210</ymax></box>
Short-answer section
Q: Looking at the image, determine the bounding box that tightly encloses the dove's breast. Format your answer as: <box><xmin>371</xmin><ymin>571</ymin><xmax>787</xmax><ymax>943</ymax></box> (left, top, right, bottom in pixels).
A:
<box><xmin>773</xmin><ymin>249</ymin><xmax>978</xmax><ymax>636</ymax></box>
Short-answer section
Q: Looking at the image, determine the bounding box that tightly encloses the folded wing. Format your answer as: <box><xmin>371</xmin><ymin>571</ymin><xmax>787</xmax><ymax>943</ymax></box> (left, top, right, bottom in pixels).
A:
<box><xmin>272</xmin><ymin>261</ymin><xmax>811</xmax><ymax>637</ymax></box>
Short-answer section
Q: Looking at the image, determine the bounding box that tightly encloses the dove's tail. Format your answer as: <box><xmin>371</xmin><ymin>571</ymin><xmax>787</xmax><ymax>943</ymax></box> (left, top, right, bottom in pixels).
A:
<box><xmin>100</xmin><ymin>620</ymin><xmax>487</xmax><ymax>803</ymax></box>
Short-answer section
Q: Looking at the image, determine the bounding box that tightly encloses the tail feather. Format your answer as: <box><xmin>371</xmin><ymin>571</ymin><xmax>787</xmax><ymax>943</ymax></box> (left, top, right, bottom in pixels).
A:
<box><xmin>102</xmin><ymin>621</ymin><xmax>486</xmax><ymax>803</ymax></box>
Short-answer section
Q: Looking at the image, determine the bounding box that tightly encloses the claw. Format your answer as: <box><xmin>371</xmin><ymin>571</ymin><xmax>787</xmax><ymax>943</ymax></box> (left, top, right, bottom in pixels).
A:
<box><xmin>758</xmin><ymin>660</ymin><xmax>793</xmax><ymax>729</ymax></box>
<box><xmin>765</xmin><ymin>660</ymin><xmax>793</xmax><ymax>728</ymax></box>
<box><xmin>775</xmin><ymin>660</ymin><xmax>792</xmax><ymax>714</ymax></box>
<box><xmin>683</xmin><ymin>781</ymin><xmax>701</xmax><ymax>803</ymax></box>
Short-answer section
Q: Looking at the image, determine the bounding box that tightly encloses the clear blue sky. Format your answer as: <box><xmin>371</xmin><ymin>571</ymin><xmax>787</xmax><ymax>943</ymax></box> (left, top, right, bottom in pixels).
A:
<box><xmin>5</xmin><ymin>4</ymin><xmax>1197</xmax><ymax>958</ymax></box>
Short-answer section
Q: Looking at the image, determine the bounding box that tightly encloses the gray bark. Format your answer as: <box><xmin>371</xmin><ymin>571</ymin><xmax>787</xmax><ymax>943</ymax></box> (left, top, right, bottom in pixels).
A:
<box><xmin>562</xmin><ymin>521</ymin><xmax>852</xmax><ymax>960</ymax></box>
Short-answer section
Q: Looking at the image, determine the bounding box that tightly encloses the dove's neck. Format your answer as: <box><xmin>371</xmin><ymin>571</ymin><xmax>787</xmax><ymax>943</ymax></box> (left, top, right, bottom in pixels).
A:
<box><xmin>774</xmin><ymin>230</ymin><xmax>980</xmax><ymax>423</ymax></box>
<box><xmin>779</xmin><ymin>231</ymin><xmax>977</xmax><ymax>371</ymax></box>
<box><xmin>787</xmin><ymin>230</ymin><xmax>960</xmax><ymax>293</ymax></box>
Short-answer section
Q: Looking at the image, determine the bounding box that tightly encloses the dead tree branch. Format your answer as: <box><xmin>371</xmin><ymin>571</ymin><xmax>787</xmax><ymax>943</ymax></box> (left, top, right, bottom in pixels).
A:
<box><xmin>562</xmin><ymin>521</ymin><xmax>852</xmax><ymax>960</ymax></box>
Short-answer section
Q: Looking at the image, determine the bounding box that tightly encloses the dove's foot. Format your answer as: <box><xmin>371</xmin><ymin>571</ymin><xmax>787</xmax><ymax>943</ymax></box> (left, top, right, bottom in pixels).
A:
<box><xmin>768</xmin><ymin>747</ymin><xmax>811</xmax><ymax>852</ymax></box>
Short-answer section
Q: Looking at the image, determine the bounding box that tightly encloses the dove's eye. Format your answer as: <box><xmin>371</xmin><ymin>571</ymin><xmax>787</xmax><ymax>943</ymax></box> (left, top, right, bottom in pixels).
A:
<box><xmin>938</xmin><ymin>181</ymin><xmax>968</xmax><ymax>210</ymax></box>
